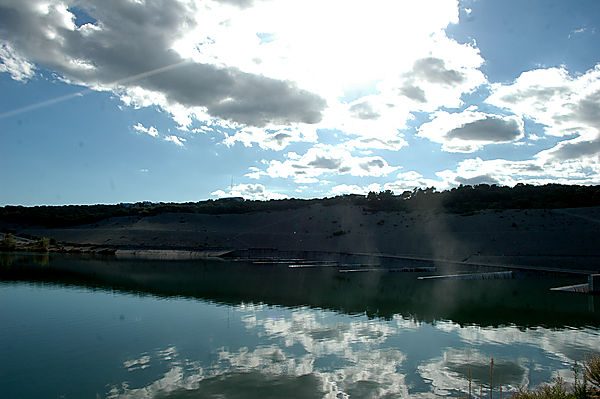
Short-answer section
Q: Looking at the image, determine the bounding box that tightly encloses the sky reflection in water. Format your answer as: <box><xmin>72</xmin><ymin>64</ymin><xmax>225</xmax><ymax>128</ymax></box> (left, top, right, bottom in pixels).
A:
<box><xmin>101</xmin><ymin>301</ymin><xmax>600</xmax><ymax>398</ymax></box>
<box><xmin>1</xmin><ymin>259</ymin><xmax>600</xmax><ymax>399</ymax></box>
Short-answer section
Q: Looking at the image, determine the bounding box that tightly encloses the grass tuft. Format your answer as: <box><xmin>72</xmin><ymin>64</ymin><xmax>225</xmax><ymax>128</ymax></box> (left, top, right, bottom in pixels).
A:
<box><xmin>490</xmin><ymin>354</ymin><xmax>600</xmax><ymax>399</ymax></box>
<box><xmin>457</xmin><ymin>355</ymin><xmax>600</xmax><ymax>399</ymax></box>
<box><xmin>583</xmin><ymin>353</ymin><xmax>600</xmax><ymax>390</ymax></box>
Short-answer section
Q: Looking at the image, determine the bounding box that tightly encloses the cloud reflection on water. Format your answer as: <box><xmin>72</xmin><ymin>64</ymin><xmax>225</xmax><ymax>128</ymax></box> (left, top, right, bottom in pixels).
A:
<box><xmin>107</xmin><ymin>305</ymin><xmax>600</xmax><ymax>399</ymax></box>
<box><xmin>454</xmin><ymin>324</ymin><xmax>600</xmax><ymax>364</ymax></box>
<box><xmin>123</xmin><ymin>354</ymin><xmax>151</xmax><ymax>372</ymax></box>
<box><xmin>418</xmin><ymin>348</ymin><xmax>529</xmax><ymax>397</ymax></box>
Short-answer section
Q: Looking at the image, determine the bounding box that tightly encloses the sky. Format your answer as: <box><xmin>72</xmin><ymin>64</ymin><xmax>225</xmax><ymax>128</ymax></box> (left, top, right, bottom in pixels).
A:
<box><xmin>1</xmin><ymin>0</ymin><xmax>600</xmax><ymax>205</ymax></box>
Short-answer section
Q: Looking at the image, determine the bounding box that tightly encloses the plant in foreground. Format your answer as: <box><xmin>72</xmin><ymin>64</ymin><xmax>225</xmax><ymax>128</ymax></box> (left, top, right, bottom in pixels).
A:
<box><xmin>583</xmin><ymin>353</ymin><xmax>600</xmax><ymax>390</ymax></box>
<box><xmin>512</xmin><ymin>377</ymin><xmax>569</xmax><ymax>399</ymax></box>
<box><xmin>459</xmin><ymin>355</ymin><xmax>600</xmax><ymax>399</ymax></box>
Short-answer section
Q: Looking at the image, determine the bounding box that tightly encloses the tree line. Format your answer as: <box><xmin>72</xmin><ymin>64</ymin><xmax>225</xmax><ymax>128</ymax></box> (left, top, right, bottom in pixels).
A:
<box><xmin>1</xmin><ymin>184</ymin><xmax>600</xmax><ymax>227</ymax></box>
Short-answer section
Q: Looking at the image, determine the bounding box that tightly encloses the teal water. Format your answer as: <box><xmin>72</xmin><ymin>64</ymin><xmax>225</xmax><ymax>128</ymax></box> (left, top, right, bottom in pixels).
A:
<box><xmin>1</xmin><ymin>253</ymin><xmax>599</xmax><ymax>398</ymax></box>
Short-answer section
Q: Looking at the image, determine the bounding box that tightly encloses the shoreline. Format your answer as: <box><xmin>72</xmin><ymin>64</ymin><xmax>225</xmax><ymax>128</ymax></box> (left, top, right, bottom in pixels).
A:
<box><xmin>2</xmin><ymin>244</ymin><xmax>599</xmax><ymax>278</ymax></box>
<box><xmin>2</xmin><ymin>203</ymin><xmax>599</xmax><ymax>273</ymax></box>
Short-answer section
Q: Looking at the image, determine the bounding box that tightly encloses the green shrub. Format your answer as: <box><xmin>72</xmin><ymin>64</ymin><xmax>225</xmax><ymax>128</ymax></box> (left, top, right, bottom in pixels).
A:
<box><xmin>511</xmin><ymin>377</ymin><xmax>569</xmax><ymax>399</ymax></box>
<box><xmin>0</xmin><ymin>233</ymin><xmax>16</xmax><ymax>250</ymax></box>
<box><xmin>35</xmin><ymin>237</ymin><xmax>50</xmax><ymax>252</ymax></box>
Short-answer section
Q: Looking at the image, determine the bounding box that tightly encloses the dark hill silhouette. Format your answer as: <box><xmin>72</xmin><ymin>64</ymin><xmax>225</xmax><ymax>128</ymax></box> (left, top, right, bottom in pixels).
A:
<box><xmin>2</xmin><ymin>184</ymin><xmax>600</xmax><ymax>228</ymax></box>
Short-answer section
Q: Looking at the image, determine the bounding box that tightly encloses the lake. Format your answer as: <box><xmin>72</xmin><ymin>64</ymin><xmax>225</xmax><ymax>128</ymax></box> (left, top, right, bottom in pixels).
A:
<box><xmin>1</xmin><ymin>253</ymin><xmax>599</xmax><ymax>398</ymax></box>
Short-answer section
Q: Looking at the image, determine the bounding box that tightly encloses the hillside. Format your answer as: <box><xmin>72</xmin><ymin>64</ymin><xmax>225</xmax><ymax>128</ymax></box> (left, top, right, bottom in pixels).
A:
<box><xmin>3</xmin><ymin>202</ymin><xmax>600</xmax><ymax>272</ymax></box>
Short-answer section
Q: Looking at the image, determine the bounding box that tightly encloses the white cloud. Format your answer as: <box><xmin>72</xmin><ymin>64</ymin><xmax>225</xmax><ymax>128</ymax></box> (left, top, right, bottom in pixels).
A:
<box><xmin>0</xmin><ymin>0</ymin><xmax>490</xmax><ymax>152</ymax></box>
<box><xmin>0</xmin><ymin>0</ymin><xmax>325</xmax><ymax>129</ymax></box>
<box><xmin>319</xmin><ymin>98</ymin><xmax>410</xmax><ymax>151</ymax></box>
<box><xmin>329</xmin><ymin>183</ymin><xmax>382</xmax><ymax>196</ymax></box>
<box><xmin>436</xmin><ymin>157</ymin><xmax>600</xmax><ymax>187</ymax></box>
<box><xmin>384</xmin><ymin>171</ymin><xmax>449</xmax><ymax>192</ymax></box>
<box><xmin>569</xmin><ymin>27</ymin><xmax>591</xmax><ymax>38</ymax></box>
<box><xmin>211</xmin><ymin>183</ymin><xmax>288</xmax><ymax>200</ymax></box>
<box><xmin>537</xmin><ymin>135</ymin><xmax>600</xmax><ymax>162</ymax></box>
<box><xmin>374</xmin><ymin>34</ymin><xmax>486</xmax><ymax>112</ymax></box>
<box><xmin>345</xmin><ymin>137</ymin><xmax>408</xmax><ymax>151</ymax></box>
<box><xmin>133</xmin><ymin>122</ymin><xmax>188</xmax><ymax>147</ymax></box>
<box><xmin>223</xmin><ymin>125</ymin><xmax>319</xmax><ymax>150</ymax></box>
<box><xmin>164</xmin><ymin>135</ymin><xmax>186</xmax><ymax>147</ymax></box>
<box><xmin>418</xmin><ymin>110</ymin><xmax>524</xmax><ymax>152</ymax></box>
<box><xmin>133</xmin><ymin>122</ymin><xmax>159</xmax><ymax>137</ymax></box>
<box><xmin>487</xmin><ymin>64</ymin><xmax>600</xmax><ymax>161</ymax></box>
<box><xmin>252</xmin><ymin>145</ymin><xmax>399</xmax><ymax>183</ymax></box>
<box><xmin>397</xmin><ymin>54</ymin><xmax>485</xmax><ymax>109</ymax></box>
<box><xmin>314</xmin><ymin>35</ymin><xmax>486</xmax><ymax>151</ymax></box>
<box><xmin>184</xmin><ymin>0</ymin><xmax>462</xmax><ymax>98</ymax></box>
<box><xmin>0</xmin><ymin>41</ymin><xmax>35</xmax><ymax>81</ymax></box>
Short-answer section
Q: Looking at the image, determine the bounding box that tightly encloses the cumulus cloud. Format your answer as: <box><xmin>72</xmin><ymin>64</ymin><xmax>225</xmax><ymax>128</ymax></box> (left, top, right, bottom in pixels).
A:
<box><xmin>377</xmin><ymin>41</ymin><xmax>487</xmax><ymax>114</ymax></box>
<box><xmin>320</xmin><ymin>98</ymin><xmax>411</xmax><ymax>151</ymax></box>
<box><xmin>412</xmin><ymin>57</ymin><xmax>467</xmax><ymax>86</ymax></box>
<box><xmin>538</xmin><ymin>136</ymin><xmax>600</xmax><ymax>162</ymax></box>
<box><xmin>187</xmin><ymin>0</ymin><xmax>464</xmax><ymax>96</ymax></box>
<box><xmin>348</xmin><ymin>101</ymin><xmax>380</xmax><ymax>120</ymax></box>
<box><xmin>316</xmin><ymin>37</ymin><xmax>486</xmax><ymax>151</ymax></box>
<box><xmin>399</xmin><ymin>83</ymin><xmax>427</xmax><ymax>103</ymax></box>
<box><xmin>211</xmin><ymin>183</ymin><xmax>288</xmax><ymax>200</ymax></box>
<box><xmin>447</xmin><ymin>117</ymin><xmax>522</xmax><ymax>141</ymax></box>
<box><xmin>418</xmin><ymin>110</ymin><xmax>524</xmax><ymax>152</ymax></box>
<box><xmin>437</xmin><ymin>157</ymin><xmax>600</xmax><ymax>187</ymax></box>
<box><xmin>250</xmin><ymin>145</ymin><xmax>399</xmax><ymax>183</ymax></box>
<box><xmin>1</xmin><ymin>0</ymin><xmax>492</xmax><ymax>152</ymax></box>
<box><xmin>487</xmin><ymin>64</ymin><xmax>600</xmax><ymax>160</ymax></box>
<box><xmin>0</xmin><ymin>0</ymin><xmax>325</xmax><ymax>128</ymax></box>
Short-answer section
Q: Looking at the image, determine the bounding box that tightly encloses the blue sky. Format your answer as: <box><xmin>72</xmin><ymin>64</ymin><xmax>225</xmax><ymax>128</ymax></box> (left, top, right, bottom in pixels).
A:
<box><xmin>1</xmin><ymin>0</ymin><xmax>599</xmax><ymax>205</ymax></box>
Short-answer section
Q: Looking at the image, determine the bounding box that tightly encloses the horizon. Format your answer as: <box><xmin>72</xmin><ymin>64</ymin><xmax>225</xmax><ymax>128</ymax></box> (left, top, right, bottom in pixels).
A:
<box><xmin>1</xmin><ymin>182</ymin><xmax>598</xmax><ymax>208</ymax></box>
<box><xmin>2</xmin><ymin>0</ymin><xmax>600</xmax><ymax>206</ymax></box>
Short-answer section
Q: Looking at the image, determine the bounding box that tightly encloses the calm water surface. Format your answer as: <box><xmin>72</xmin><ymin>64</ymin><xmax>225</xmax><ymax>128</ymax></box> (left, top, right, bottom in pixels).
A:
<box><xmin>1</xmin><ymin>253</ymin><xmax>599</xmax><ymax>398</ymax></box>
